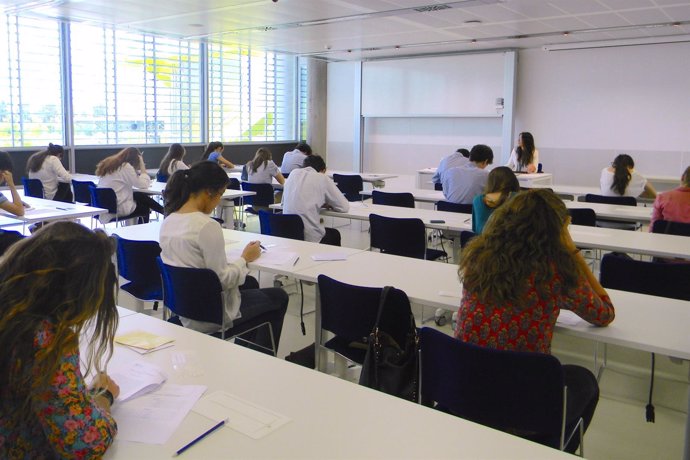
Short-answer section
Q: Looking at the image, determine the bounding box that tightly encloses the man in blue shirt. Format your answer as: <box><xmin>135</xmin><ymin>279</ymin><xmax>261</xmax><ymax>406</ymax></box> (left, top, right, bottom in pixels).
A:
<box><xmin>432</xmin><ymin>148</ymin><xmax>470</xmax><ymax>185</ymax></box>
<box><xmin>441</xmin><ymin>144</ymin><xmax>494</xmax><ymax>204</ymax></box>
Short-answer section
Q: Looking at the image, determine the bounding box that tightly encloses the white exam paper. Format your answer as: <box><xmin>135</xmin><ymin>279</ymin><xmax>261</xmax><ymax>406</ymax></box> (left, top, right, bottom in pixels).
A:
<box><xmin>109</xmin><ymin>360</ymin><xmax>168</xmax><ymax>402</ymax></box>
<box><xmin>557</xmin><ymin>310</ymin><xmax>584</xmax><ymax>326</ymax></box>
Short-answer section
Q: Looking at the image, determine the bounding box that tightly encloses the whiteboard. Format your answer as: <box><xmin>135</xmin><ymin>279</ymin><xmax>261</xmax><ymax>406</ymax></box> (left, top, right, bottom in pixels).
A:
<box><xmin>362</xmin><ymin>53</ymin><xmax>505</xmax><ymax>117</ymax></box>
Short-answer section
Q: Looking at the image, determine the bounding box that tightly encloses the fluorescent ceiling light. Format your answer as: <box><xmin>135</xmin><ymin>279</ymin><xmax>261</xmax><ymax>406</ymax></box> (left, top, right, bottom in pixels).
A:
<box><xmin>543</xmin><ymin>35</ymin><xmax>690</xmax><ymax>51</ymax></box>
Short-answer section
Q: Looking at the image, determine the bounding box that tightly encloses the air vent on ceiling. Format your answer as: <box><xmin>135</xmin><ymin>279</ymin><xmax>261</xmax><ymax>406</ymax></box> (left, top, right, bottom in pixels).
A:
<box><xmin>413</xmin><ymin>4</ymin><xmax>452</xmax><ymax>13</ymax></box>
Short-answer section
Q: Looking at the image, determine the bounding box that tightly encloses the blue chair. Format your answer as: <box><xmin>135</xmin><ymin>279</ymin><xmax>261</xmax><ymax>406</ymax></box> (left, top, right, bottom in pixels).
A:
<box><xmin>419</xmin><ymin>327</ymin><xmax>584</xmax><ymax>454</ymax></box>
<box><xmin>114</xmin><ymin>236</ymin><xmax>162</xmax><ymax>313</ymax></box>
<box><xmin>369</xmin><ymin>213</ymin><xmax>446</xmax><ymax>261</ymax></box>
<box><xmin>241</xmin><ymin>182</ymin><xmax>274</xmax><ymax>214</ymax></box>
<box><xmin>568</xmin><ymin>208</ymin><xmax>596</xmax><ymax>227</ymax></box>
<box><xmin>22</xmin><ymin>177</ymin><xmax>44</xmax><ymax>198</ymax></box>
<box><xmin>333</xmin><ymin>174</ymin><xmax>363</xmax><ymax>202</ymax></box>
<box><xmin>436</xmin><ymin>201</ymin><xmax>472</xmax><ymax>214</ymax></box>
<box><xmin>584</xmin><ymin>193</ymin><xmax>637</xmax><ymax>206</ymax></box>
<box><xmin>89</xmin><ymin>186</ymin><xmax>143</xmax><ymax>227</ymax></box>
<box><xmin>371</xmin><ymin>190</ymin><xmax>415</xmax><ymax>208</ymax></box>
<box><xmin>0</xmin><ymin>230</ymin><xmax>24</xmax><ymax>256</ymax></box>
<box><xmin>258</xmin><ymin>210</ymin><xmax>305</xmax><ymax>241</ymax></box>
<box><xmin>157</xmin><ymin>257</ymin><xmax>277</xmax><ymax>355</ymax></box>
<box><xmin>459</xmin><ymin>230</ymin><xmax>476</xmax><ymax>249</ymax></box>
<box><xmin>72</xmin><ymin>179</ymin><xmax>95</xmax><ymax>205</ymax></box>
<box><xmin>651</xmin><ymin>219</ymin><xmax>690</xmax><ymax>237</ymax></box>
<box><xmin>156</xmin><ymin>172</ymin><xmax>169</xmax><ymax>183</ymax></box>
<box><xmin>434</xmin><ymin>182</ymin><xmax>443</xmax><ymax>191</ymax></box>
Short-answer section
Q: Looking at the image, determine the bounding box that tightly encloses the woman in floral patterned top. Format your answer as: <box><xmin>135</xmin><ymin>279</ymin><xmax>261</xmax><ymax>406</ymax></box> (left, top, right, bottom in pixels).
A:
<box><xmin>0</xmin><ymin>222</ymin><xmax>120</xmax><ymax>459</ymax></box>
<box><xmin>455</xmin><ymin>188</ymin><xmax>615</xmax><ymax>453</ymax></box>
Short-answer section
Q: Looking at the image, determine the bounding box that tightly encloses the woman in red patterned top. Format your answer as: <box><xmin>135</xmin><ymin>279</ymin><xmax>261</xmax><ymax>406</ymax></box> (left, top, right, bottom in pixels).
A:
<box><xmin>455</xmin><ymin>188</ymin><xmax>614</xmax><ymax>453</ymax></box>
<box><xmin>0</xmin><ymin>222</ymin><xmax>120</xmax><ymax>459</ymax></box>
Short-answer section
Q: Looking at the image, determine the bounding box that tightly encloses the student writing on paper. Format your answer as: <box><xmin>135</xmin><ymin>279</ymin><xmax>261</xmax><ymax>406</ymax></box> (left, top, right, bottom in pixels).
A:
<box><xmin>432</xmin><ymin>147</ymin><xmax>469</xmax><ymax>186</ymax></box>
<box><xmin>160</xmin><ymin>162</ymin><xmax>288</xmax><ymax>352</ymax></box>
<box><xmin>455</xmin><ymin>189</ymin><xmax>615</xmax><ymax>453</ymax></box>
<box><xmin>280</xmin><ymin>142</ymin><xmax>312</xmax><ymax>176</ymax></box>
<box><xmin>472</xmin><ymin>166</ymin><xmax>519</xmax><ymax>234</ymax></box>
<box><xmin>26</xmin><ymin>143</ymin><xmax>73</xmax><ymax>202</ymax></box>
<box><xmin>506</xmin><ymin>131</ymin><xmax>539</xmax><ymax>173</ymax></box>
<box><xmin>649</xmin><ymin>165</ymin><xmax>690</xmax><ymax>230</ymax></box>
<box><xmin>158</xmin><ymin>143</ymin><xmax>189</xmax><ymax>180</ymax></box>
<box><xmin>0</xmin><ymin>151</ymin><xmax>25</xmax><ymax>217</ymax></box>
<box><xmin>0</xmin><ymin>222</ymin><xmax>119</xmax><ymax>458</ymax></box>
<box><xmin>441</xmin><ymin>144</ymin><xmax>493</xmax><ymax>205</ymax></box>
<box><xmin>201</xmin><ymin>141</ymin><xmax>235</xmax><ymax>169</ymax></box>
<box><xmin>246</xmin><ymin>147</ymin><xmax>286</xmax><ymax>187</ymax></box>
<box><xmin>599</xmin><ymin>153</ymin><xmax>656</xmax><ymax>199</ymax></box>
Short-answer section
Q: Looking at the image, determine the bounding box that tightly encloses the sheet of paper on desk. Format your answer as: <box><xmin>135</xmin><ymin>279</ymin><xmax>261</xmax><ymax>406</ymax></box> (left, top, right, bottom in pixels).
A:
<box><xmin>557</xmin><ymin>310</ymin><xmax>584</xmax><ymax>326</ymax></box>
<box><xmin>258</xmin><ymin>251</ymin><xmax>299</xmax><ymax>266</ymax></box>
<box><xmin>311</xmin><ymin>253</ymin><xmax>348</xmax><ymax>261</ymax></box>
<box><xmin>115</xmin><ymin>330</ymin><xmax>174</xmax><ymax>351</ymax></box>
<box><xmin>109</xmin><ymin>360</ymin><xmax>168</xmax><ymax>402</ymax></box>
<box><xmin>111</xmin><ymin>384</ymin><xmax>207</xmax><ymax>444</ymax></box>
<box><xmin>193</xmin><ymin>391</ymin><xmax>291</xmax><ymax>439</ymax></box>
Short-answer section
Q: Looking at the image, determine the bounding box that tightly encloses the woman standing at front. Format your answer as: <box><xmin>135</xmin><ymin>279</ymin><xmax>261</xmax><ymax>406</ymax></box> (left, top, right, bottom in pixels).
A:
<box><xmin>246</xmin><ymin>147</ymin><xmax>285</xmax><ymax>186</ymax></box>
<box><xmin>0</xmin><ymin>222</ymin><xmax>119</xmax><ymax>458</ymax></box>
<box><xmin>26</xmin><ymin>143</ymin><xmax>73</xmax><ymax>202</ymax></box>
<box><xmin>506</xmin><ymin>132</ymin><xmax>539</xmax><ymax>173</ymax></box>
<box><xmin>96</xmin><ymin>147</ymin><xmax>163</xmax><ymax>223</ymax></box>
<box><xmin>600</xmin><ymin>154</ymin><xmax>656</xmax><ymax>198</ymax></box>
<box><xmin>160</xmin><ymin>162</ymin><xmax>288</xmax><ymax>353</ymax></box>
<box><xmin>456</xmin><ymin>189</ymin><xmax>615</xmax><ymax>453</ymax></box>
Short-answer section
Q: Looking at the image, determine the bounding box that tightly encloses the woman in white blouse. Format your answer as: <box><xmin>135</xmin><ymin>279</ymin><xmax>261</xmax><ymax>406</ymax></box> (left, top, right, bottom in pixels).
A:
<box><xmin>157</xmin><ymin>143</ymin><xmax>189</xmax><ymax>180</ymax></box>
<box><xmin>599</xmin><ymin>154</ymin><xmax>656</xmax><ymax>198</ymax></box>
<box><xmin>246</xmin><ymin>147</ymin><xmax>285</xmax><ymax>186</ymax></box>
<box><xmin>26</xmin><ymin>143</ymin><xmax>73</xmax><ymax>202</ymax></box>
<box><xmin>160</xmin><ymin>161</ymin><xmax>288</xmax><ymax>352</ymax></box>
<box><xmin>506</xmin><ymin>132</ymin><xmax>539</xmax><ymax>173</ymax></box>
<box><xmin>96</xmin><ymin>147</ymin><xmax>163</xmax><ymax>223</ymax></box>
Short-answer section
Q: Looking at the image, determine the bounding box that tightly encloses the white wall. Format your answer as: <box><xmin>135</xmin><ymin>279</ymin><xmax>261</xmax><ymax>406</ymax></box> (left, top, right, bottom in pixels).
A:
<box><xmin>516</xmin><ymin>42</ymin><xmax>690</xmax><ymax>186</ymax></box>
<box><xmin>326</xmin><ymin>61</ymin><xmax>359</xmax><ymax>172</ymax></box>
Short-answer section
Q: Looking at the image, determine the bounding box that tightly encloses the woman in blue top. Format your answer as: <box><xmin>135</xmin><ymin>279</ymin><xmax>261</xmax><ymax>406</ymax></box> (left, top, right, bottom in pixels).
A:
<box><xmin>472</xmin><ymin>166</ymin><xmax>519</xmax><ymax>234</ymax></box>
<box><xmin>201</xmin><ymin>141</ymin><xmax>235</xmax><ymax>169</ymax></box>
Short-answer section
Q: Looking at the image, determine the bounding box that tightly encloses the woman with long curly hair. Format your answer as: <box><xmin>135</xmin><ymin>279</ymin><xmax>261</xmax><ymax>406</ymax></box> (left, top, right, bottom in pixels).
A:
<box><xmin>456</xmin><ymin>188</ymin><xmax>614</xmax><ymax>453</ymax></box>
<box><xmin>600</xmin><ymin>153</ymin><xmax>656</xmax><ymax>198</ymax></box>
<box><xmin>0</xmin><ymin>222</ymin><xmax>119</xmax><ymax>458</ymax></box>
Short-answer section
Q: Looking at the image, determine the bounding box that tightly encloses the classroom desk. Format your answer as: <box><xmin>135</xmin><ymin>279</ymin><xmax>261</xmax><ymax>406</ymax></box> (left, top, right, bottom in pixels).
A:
<box><xmin>417</xmin><ymin>167</ymin><xmax>553</xmax><ymax>189</ymax></box>
<box><xmin>103</xmin><ymin>312</ymin><xmax>572</xmax><ymax>459</ymax></box>
<box><xmin>0</xmin><ymin>214</ymin><xmax>23</xmax><ymax>228</ymax></box>
<box><xmin>327</xmin><ymin>170</ymin><xmax>397</xmax><ymax>188</ymax></box>
<box><xmin>0</xmin><ymin>193</ymin><xmax>107</xmax><ymax>230</ymax></box>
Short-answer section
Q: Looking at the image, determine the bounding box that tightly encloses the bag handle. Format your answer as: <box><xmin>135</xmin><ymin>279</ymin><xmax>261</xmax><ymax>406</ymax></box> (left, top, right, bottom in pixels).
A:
<box><xmin>373</xmin><ymin>286</ymin><xmax>392</xmax><ymax>330</ymax></box>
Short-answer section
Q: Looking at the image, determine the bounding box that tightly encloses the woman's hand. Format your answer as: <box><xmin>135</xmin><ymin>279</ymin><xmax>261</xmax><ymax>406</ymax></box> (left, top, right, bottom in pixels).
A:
<box><xmin>92</xmin><ymin>372</ymin><xmax>120</xmax><ymax>400</ymax></box>
<box><xmin>241</xmin><ymin>241</ymin><xmax>261</xmax><ymax>263</ymax></box>
<box><xmin>1</xmin><ymin>170</ymin><xmax>15</xmax><ymax>186</ymax></box>
<box><xmin>526</xmin><ymin>163</ymin><xmax>537</xmax><ymax>173</ymax></box>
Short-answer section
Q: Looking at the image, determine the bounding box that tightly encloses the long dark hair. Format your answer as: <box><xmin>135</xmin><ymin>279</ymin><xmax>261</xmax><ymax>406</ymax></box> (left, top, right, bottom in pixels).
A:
<box><xmin>158</xmin><ymin>143</ymin><xmax>186</xmax><ymax>176</ymax></box>
<box><xmin>460</xmin><ymin>189</ymin><xmax>580</xmax><ymax>308</ymax></box>
<box><xmin>27</xmin><ymin>143</ymin><xmax>65</xmax><ymax>173</ymax></box>
<box><xmin>0</xmin><ymin>222</ymin><xmax>118</xmax><ymax>423</ymax></box>
<box><xmin>164</xmin><ymin>161</ymin><xmax>229</xmax><ymax>215</ymax></box>
<box><xmin>249</xmin><ymin>147</ymin><xmax>272</xmax><ymax>174</ymax></box>
<box><xmin>0</xmin><ymin>151</ymin><xmax>15</xmax><ymax>172</ymax></box>
<box><xmin>610</xmin><ymin>154</ymin><xmax>635</xmax><ymax>195</ymax></box>
<box><xmin>201</xmin><ymin>141</ymin><xmax>223</xmax><ymax>161</ymax></box>
<box><xmin>95</xmin><ymin>147</ymin><xmax>141</xmax><ymax>176</ymax></box>
<box><xmin>516</xmin><ymin>132</ymin><xmax>535</xmax><ymax>168</ymax></box>
<box><xmin>484</xmin><ymin>166</ymin><xmax>520</xmax><ymax>208</ymax></box>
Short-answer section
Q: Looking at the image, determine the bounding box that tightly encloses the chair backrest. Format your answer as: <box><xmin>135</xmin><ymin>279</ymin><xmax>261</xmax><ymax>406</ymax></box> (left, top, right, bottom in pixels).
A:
<box><xmin>228</xmin><ymin>177</ymin><xmax>241</xmax><ymax>190</ymax></box>
<box><xmin>437</xmin><ymin>201</ymin><xmax>472</xmax><ymax>214</ymax></box>
<box><xmin>332</xmin><ymin>174</ymin><xmax>363</xmax><ymax>202</ymax></box>
<box><xmin>89</xmin><ymin>186</ymin><xmax>118</xmax><ymax>214</ymax></box>
<box><xmin>599</xmin><ymin>253</ymin><xmax>690</xmax><ymax>301</ymax></box>
<box><xmin>584</xmin><ymin>193</ymin><xmax>637</xmax><ymax>207</ymax></box>
<box><xmin>568</xmin><ymin>208</ymin><xmax>596</xmax><ymax>227</ymax></box>
<box><xmin>434</xmin><ymin>182</ymin><xmax>443</xmax><ymax>191</ymax></box>
<box><xmin>459</xmin><ymin>230</ymin><xmax>477</xmax><ymax>249</ymax></box>
<box><xmin>22</xmin><ymin>177</ymin><xmax>44</xmax><ymax>198</ymax></box>
<box><xmin>371</xmin><ymin>190</ymin><xmax>415</xmax><ymax>208</ymax></box>
<box><xmin>241</xmin><ymin>181</ymin><xmax>274</xmax><ymax>207</ymax></box>
<box><xmin>114</xmin><ymin>236</ymin><xmax>162</xmax><ymax>288</ymax></box>
<box><xmin>258</xmin><ymin>210</ymin><xmax>304</xmax><ymax>240</ymax></box>
<box><xmin>419</xmin><ymin>327</ymin><xmax>565</xmax><ymax>447</ymax></box>
<box><xmin>317</xmin><ymin>274</ymin><xmax>413</xmax><ymax>346</ymax></box>
<box><xmin>156</xmin><ymin>172</ymin><xmax>169</xmax><ymax>183</ymax></box>
<box><xmin>0</xmin><ymin>230</ymin><xmax>24</xmax><ymax>256</ymax></box>
<box><xmin>369</xmin><ymin>213</ymin><xmax>426</xmax><ymax>259</ymax></box>
<box><xmin>72</xmin><ymin>180</ymin><xmax>95</xmax><ymax>205</ymax></box>
<box><xmin>651</xmin><ymin>220</ymin><xmax>690</xmax><ymax>237</ymax></box>
<box><xmin>156</xmin><ymin>257</ymin><xmax>224</xmax><ymax>325</ymax></box>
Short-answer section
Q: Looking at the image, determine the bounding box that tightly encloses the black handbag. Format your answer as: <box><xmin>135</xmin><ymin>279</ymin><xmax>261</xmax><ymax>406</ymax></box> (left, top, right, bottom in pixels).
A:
<box><xmin>359</xmin><ymin>286</ymin><xmax>419</xmax><ymax>402</ymax></box>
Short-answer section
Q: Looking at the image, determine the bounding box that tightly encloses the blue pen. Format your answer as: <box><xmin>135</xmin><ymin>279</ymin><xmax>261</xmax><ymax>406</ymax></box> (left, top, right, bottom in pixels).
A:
<box><xmin>174</xmin><ymin>418</ymin><xmax>227</xmax><ymax>456</ymax></box>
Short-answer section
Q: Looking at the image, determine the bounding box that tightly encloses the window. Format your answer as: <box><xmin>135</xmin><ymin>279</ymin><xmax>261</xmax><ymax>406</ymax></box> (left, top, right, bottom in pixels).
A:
<box><xmin>208</xmin><ymin>44</ymin><xmax>296</xmax><ymax>142</ymax></box>
<box><xmin>298</xmin><ymin>59</ymin><xmax>308</xmax><ymax>142</ymax></box>
<box><xmin>0</xmin><ymin>15</ymin><xmax>63</xmax><ymax>147</ymax></box>
<box><xmin>70</xmin><ymin>24</ymin><xmax>201</xmax><ymax>145</ymax></box>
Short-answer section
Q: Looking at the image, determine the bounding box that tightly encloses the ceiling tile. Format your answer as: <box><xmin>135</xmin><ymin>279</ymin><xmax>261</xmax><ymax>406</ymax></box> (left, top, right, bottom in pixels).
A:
<box><xmin>662</xmin><ymin>5</ymin><xmax>690</xmax><ymax>21</ymax></box>
<box><xmin>500</xmin><ymin>0</ymin><xmax>567</xmax><ymax>19</ymax></box>
<box><xmin>546</xmin><ymin>0</ymin><xmax>610</xmax><ymax>15</ymax></box>
<box><xmin>617</xmin><ymin>8</ymin><xmax>672</xmax><ymax>24</ymax></box>
<box><xmin>460</xmin><ymin>3</ymin><xmax>529</xmax><ymax>21</ymax></box>
<box><xmin>598</xmin><ymin>0</ymin><xmax>657</xmax><ymax>8</ymax></box>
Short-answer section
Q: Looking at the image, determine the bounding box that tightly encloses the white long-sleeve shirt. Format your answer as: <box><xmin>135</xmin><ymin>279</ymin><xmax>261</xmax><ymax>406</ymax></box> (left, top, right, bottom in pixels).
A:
<box><xmin>28</xmin><ymin>155</ymin><xmax>72</xmax><ymax>200</ymax></box>
<box><xmin>280</xmin><ymin>149</ymin><xmax>307</xmax><ymax>175</ymax></box>
<box><xmin>282</xmin><ymin>166</ymin><xmax>350</xmax><ymax>242</ymax></box>
<box><xmin>98</xmin><ymin>163</ymin><xmax>151</xmax><ymax>219</ymax></box>
<box><xmin>160</xmin><ymin>211</ymin><xmax>248</xmax><ymax>333</ymax></box>
<box><xmin>506</xmin><ymin>148</ymin><xmax>539</xmax><ymax>172</ymax></box>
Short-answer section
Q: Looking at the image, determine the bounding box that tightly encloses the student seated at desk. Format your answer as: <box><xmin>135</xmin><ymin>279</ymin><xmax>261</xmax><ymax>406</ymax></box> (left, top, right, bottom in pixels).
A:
<box><xmin>96</xmin><ymin>147</ymin><xmax>164</xmax><ymax>223</ymax></box>
<box><xmin>282</xmin><ymin>155</ymin><xmax>349</xmax><ymax>246</ymax></box>
<box><xmin>0</xmin><ymin>151</ymin><xmax>25</xmax><ymax>217</ymax></box>
<box><xmin>432</xmin><ymin>147</ymin><xmax>469</xmax><ymax>185</ymax></box>
<box><xmin>472</xmin><ymin>166</ymin><xmax>519</xmax><ymax>234</ymax></box>
<box><xmin>441</xmin><ymin>144</ymin><xmax>494</xmax><ymax>205</ymax></box>
<box><xmin>160</xmin><ymin>162</ymin><xmax>288</xmax><ymax>350</ymax></box>
<box><xmin>0</xmin><ymin>222</ymin><xmax>119</xmax><ymax>458</ymax></box>
<box><xmin>246</xmin><ymin>147</ymin><xmax>285</xmax><ymax>186</ymax></box>
<box><xmin>27</xmin><ymin>143</ymin><xmax>73</xmax><ymax>202</ymax></box>
<box><xmin>456</xmin><ymin>189</ymin><xmax>615</xmax><ymax>453</ymax></box>
<box><xmin>157</xmin><ymin>143</ymin><xmax>189</xmax><ymax>178</ymax></box>
<box><xmin>650</xmin><ymin>165</ymin><xmax>690</xmax><ymax>230</ymax></box>
<box><xmin>201</xmin><ymin>141</ymin><xmax>235</xmax><ymax>169</ymax></box>
<box><xmin>506</xmin><ymin>132</ymin><xmax>539</xmax><ymax>173</ymax></box>
<box><xmin>600</xmin><ymin>154</ymin><xmax>656</xmax><ymax>199</ymax></box>
<box><xmin>280</xmin><ymin>142</ymin><xmax>311</xmax><ymax>176</ymax></box>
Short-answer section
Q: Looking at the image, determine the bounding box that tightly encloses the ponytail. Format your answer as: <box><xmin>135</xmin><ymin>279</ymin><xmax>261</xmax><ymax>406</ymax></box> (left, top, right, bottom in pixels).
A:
<box><xmin>610</xmin><ymin>154</ymin><xmax>634</xmax><ymax>195</ymax></box>
<box><xmin>163</xmin><ymin>161</ymin><xmax>229</xmax><ymax>215</ymax></box>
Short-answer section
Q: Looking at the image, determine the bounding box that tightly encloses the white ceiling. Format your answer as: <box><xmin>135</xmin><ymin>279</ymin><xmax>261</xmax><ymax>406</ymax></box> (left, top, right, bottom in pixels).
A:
<box><xmin>3</xmin><ymin>0</ymin><xmax>690</xmax><ymax>60</ymax></box>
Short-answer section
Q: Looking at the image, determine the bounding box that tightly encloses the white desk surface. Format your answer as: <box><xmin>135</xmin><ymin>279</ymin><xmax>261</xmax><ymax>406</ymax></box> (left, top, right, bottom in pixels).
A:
<box><xmin>327</xmin><ymin>170</ymin><xmax>398</xmax><ymax>183</ymax></box>
<box><xmin>565</xmin><ymin>200</ymin><xmax>652</xmax><ymax>223</ymax></box>
<box><xmin>417</xmin><ymin>168</ymin><xmax>552</xmax><ymax>182</ymax></box>
<box><xmin>103</xmin><ymin>313</ymin><xmax>571</xmax><ymax>459</ymax></box>
<box><xmin>0</xmin><ymin>214</ymin><xmax>22</xmax><ymax>228</ymax></box>
<box><xmin>0</xmin><ymin>193</ymin><xmax>106</xmax><ymax>223</ymax></box>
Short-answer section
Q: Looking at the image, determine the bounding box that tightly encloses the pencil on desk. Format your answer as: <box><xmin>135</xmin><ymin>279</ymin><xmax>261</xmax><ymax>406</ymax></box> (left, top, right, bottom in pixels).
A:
<box><xmin>174</xmin><ymin>418</ymin><xmax>227</xmax><ymax>456</ymax></box>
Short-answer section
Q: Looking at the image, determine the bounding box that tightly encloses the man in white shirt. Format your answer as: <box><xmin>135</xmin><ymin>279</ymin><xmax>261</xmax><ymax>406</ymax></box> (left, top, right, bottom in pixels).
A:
<box><xmin>282</xmin><ymin>155</ymin><xmax>350</xmax><ymax>245</ymax></box>
<box><xmin>432</xmin><ymin>148</ymin><xmax>470</xmax><ymax>186</ymax></box>
<box><xmin>280</xmin><ymin>143</ymin><xmax>312</xmax><ymax>175</ymax></box>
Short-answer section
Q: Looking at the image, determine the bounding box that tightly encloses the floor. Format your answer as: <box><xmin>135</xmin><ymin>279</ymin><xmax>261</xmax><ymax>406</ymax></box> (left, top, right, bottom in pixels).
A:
<box><xmin>116</xmin><ymin>210</ymin><xmax>687</xmax><ymax>460</ymax></box>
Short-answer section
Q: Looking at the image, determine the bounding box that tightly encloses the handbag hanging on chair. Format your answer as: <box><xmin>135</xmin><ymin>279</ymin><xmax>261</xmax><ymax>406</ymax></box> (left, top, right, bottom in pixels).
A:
<box><xmin>359</xmin><ymin>286</ymin><xmax>419</xmax><ymax>402</ymax></box>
